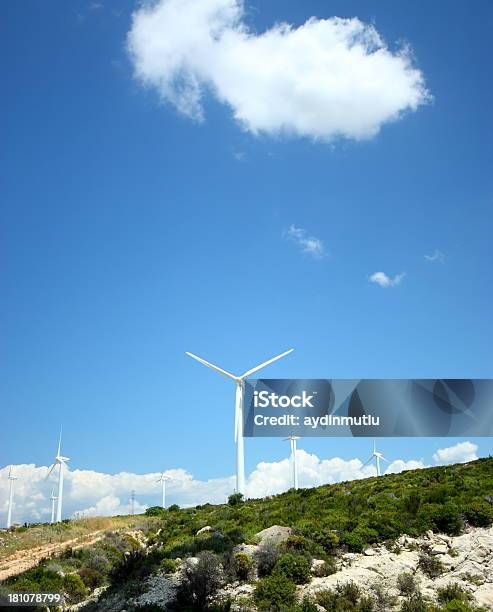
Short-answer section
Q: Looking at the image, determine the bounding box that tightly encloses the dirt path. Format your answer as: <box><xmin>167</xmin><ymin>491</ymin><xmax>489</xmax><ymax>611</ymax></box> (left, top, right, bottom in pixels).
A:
<box><xmin>0</xmin><ymin>530</ymin><xmax>106</xmax><ymax>581</ymax></box>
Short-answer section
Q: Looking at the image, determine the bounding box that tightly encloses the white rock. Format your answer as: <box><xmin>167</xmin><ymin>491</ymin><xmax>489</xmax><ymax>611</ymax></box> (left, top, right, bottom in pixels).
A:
<box><xmin>196</xmin><ymin>525</ymin><xmax>213</xmax><ymax>535</ymax></box>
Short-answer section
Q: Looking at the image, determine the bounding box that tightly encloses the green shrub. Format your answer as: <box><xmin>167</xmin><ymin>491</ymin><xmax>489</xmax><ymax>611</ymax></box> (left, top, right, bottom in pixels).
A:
<box><xmin>233</xmin><ymin>552</ymin><xmax>253</xmax><ymax>581</ymax></box>
<box><xmin>255</xmin><ymin>541</ymin><xmax>280</xmax><ymax>577</ymax></box>
<box><xmin>437</xmin><ymin>583</ymin><xmax>472</xmax><ymax>605</ymax></box>
<box><xmin>253</xmin><ymin>574</ymin><xmax>297</xmax><ymax>611</ymax></box>
<box><xmin>273</xmin><ymin>553</ymin><xmax>311</xmax><ymax>584</ymax></box>
<box><xmin>160</xmin><ymin>558</ymin><xmax>178</xmax><ymax>573</ymax></box>
<box><xmin>145</xmin><ymin>506</ymin><xmax>167</xmax><ymax>516</ymax></box>
<box><xmin>176</xmin><ymin>551</ymin><xmax>222</xmax><ymax>609</ymax></box>
<box><xmin>463</xmin><ymin>501</ymin><xmax>493</xmax><ymax>527</ymax></box>
<box><xmin>397</xmin><ymin>572</ymin><xmax>418</xmax><ymax>596</ymax></box>
<box><xmin>63</xmin><ymin>574</ymin><xmax>88</xmax><ymax>603</ymax></box>
<box><xmin>168</xmin><ymin>504</ymin><xmax>180</xmax><ymax>512</ymax></box>
<box><xmin>418</xmin><ymin>553</ymin><xmax>444</xmax><ymax>578</ymax></box>
<box><xmin>228</xmin><ymin>493</ymin><xmax>244</xmax><ymax>506</ymax></box>
<box><xmin>305</xmin><ymin>526</ymin><xmax>340</xmax><ymax>553</ymax></box>
<box><xmin>344</xmin><ymin>531</ymin><xmax>365</xmax><ymax>552</ymax></box>
<box><xmin>400</xmin><ymin>592</ymin><xmax>428</xmax><ymax>612</ymax></box>
<box><xmin>316</xmin><ymin>581</ymin><xmax>366</xmax><ymax>611</ymax></box>
<box><xmin>78</xmin><ymin>567</ymin><xmax>105</xmax><ymax>590</ymax></box>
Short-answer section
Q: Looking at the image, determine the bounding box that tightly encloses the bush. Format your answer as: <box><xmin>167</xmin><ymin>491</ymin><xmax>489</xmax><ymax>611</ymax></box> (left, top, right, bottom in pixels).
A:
<box><xmin>315</xmin><ymin>582</ymin><xmax>364</xmax><ymax>611</ymax></box>
<box><xmin>168</xmin><ymin>504</ymin><xmax>180</xmax><ymax>512</ymax></box>
<box><xmin>400</xmin><ymin>592</ymin><xmax>428</xmax><ymax>612</ymax></box>
<box><xmin>255</xmin><ymin>541</ymin><xmax>280</xmax><ymax>577</ymax></box>
<box><xmin>63</xmin><ymin>574</ymin><xmax>88</xmax><ymax>604</ymax></box>
<box><xmin>233</xmin><ymin>552</ymin><xmax>253</xmax><ymax>581</ymax></box>
<box><xmin>397</xmin><ymin>572</ymin><xmax>418</xmax><ymax>596</ymax></box>
<box><xmin>437</xmin><ymin>583</ymin><xmax>472</xmax><ymax>605</ymax></box>
<box><xmin>228</xmin><ymin>493</ymin><xmax>244</xmax><ymax>506</ymax></box>
<box><xmin>418</xmin><ymin>553</ymin><xmax>444</xmax><ymax>578</ymax></box>
<box><xmin>160</xmin><ymin>558</ymin><xmax>178</xmax><ymax>573</ymax></box>
<box><xmin>78</xmin><ymin>567</ymin><xmax>105</xmax><ymax>590</ymax></box>
<box><xmin>343</xmin><ymin>531</ymin><xmax>365</xmax><ymax>552</ymax></box>
<box><xmin>176</xmin><ymin>551</ymin><xmax>222</xmax><ymax>609</ymax></box>
<box><xmin>305</xmin><ymin>526</ymin><xmax>340</xmax><ymax>553</ymax></box>
<box><xmin>253</xmin><ymin>574</ymin><xmax>297</xmax><ymax>611</ymax></box>
<box><xmin>463</xmin><ymin>501</ymin><xmax>493</xmax><ymax>527</ymax></box>
<box><xmin>273</xmin><ymin>553</ymin><xmax>311</xmax><ymax>584</ymax></box>
<box><xmin>145</xmin><ymin>506</ymin><xmax>167</xmax><ymax>516</ymax></box>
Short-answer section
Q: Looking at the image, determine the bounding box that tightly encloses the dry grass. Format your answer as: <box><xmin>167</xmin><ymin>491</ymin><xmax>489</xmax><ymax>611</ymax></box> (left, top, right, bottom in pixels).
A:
<box><xmin>0</xmin><ymin>515</ymin><xmax>151</xmax><ymax>560</ymax></box>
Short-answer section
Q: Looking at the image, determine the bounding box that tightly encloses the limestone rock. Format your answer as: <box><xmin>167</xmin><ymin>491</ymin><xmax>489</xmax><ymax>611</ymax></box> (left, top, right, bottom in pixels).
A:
<box><xmin>255</xmin><ymin>525</ymin><xmax>292</xmax><ymax>546</ymax></box>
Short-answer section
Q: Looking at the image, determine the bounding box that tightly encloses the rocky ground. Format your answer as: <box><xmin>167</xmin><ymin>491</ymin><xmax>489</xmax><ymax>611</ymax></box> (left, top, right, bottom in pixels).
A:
<box><xmin>77</xmin><ymin>524</ymin><xmax>493</xmax><ymax>610</ymax></box>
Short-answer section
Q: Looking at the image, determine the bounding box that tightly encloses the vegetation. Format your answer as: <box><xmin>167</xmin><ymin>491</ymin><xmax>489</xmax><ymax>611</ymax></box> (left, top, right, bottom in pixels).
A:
<box><xmin>0</xmin><ymin>457</ymin><xmax>492</xmax><ymax>610</ymax></box>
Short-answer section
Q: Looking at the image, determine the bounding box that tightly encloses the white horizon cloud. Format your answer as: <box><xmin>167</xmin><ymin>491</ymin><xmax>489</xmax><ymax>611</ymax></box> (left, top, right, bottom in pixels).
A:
<box><xmin>0</xmin><ymin>442</ymin><xmax>480</xmax><ymax>525</ymax></box>
<box><xmin>433</xmin><ymin>441</ymin><xmax>478</xmax><ymax>465</ymax></box>
<box><xmin>424</xmin><ymin>249</ymin><xmax>445</xmax><ymax>263</ymax></box>
<box><xmin>127</xmin><ymin>0</ymin><xmax>430</xmax><ymax>141</ymax></box>
<box><xmin>369</xmin><ymin>271</ymin><xmax>406</xmax><ymax>288</ymax></box>
<box><xmin>285</xmin><ymin>224</ymin><xmax>325</xmax><ymax>259</ymax></box>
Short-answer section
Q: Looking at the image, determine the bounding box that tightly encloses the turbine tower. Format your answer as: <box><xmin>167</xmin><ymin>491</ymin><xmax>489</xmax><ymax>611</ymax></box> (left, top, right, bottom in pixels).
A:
<box><xmin>186</xmin><ymin>348</ymin><xmax>294</xmax><ymax>496</ymax></box>
<box><xmin>46</xmin><ymin>429</ymin><xmax>70</xmax><ymax>522</ymax></box>
<box><xmin>363</xmin><ymin>440</ymin><xmax>389</xmax><ymax>476</ymax></box>
<box><xmin>284</xmin><ymin>436</ymin><xmax>300</xmax><ymax>490</ymax></box>
<box><xmin>6</xmin><ymin>466</ymin><xmax>18</xmax><ymax>528</ymax></box>
<box><xmin>157</xmin><ymin>472</ymin><xmax>169</xmax><ymax>509</ymax></box>
<box><xmin>50</xmin><ymin>489</ymin><xmax>58</xmax><ymax>524</ymax></box>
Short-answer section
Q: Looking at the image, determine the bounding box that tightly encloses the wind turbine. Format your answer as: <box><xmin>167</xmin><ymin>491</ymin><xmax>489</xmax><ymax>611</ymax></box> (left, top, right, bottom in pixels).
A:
<box><xmin>157</xmin><ymin>472</ymin><xmax>169</xmax><ymax>509</ymax></box>
<box><xmin>186</xmin><ymin>348</ymin><xmax>294</xmax><ymax>496</ymax></box>
<box><xmin>46</xmin><ymin>429</ymin><xmax>70</xmax><ymax>522</ymax></box>
<box><xmin>284</xmin><ymin>436</ymin><xmax>300</xmax><ymax>490</ymax></box>
<box><xmin>6</xmin><ymin>466</ymin><xmax>18</xmax><ymax>528</ymax></box>
<box><xmin>363</xmin><ymin>440</ymin><xmax>389</xmax><ymax>477</ymax></box>
<box><xmin>49</xmin><ymin>489</ymin><xmax>58</xmax><ymax>524</ymax></box>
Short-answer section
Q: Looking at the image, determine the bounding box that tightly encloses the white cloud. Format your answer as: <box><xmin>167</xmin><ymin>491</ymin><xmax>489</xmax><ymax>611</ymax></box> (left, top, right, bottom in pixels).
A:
<box><xmin>424</xmin><ymin>249</ymin><xmax>445</xmax><ymax>263</ymax></box>
<box><xmin>0</xmin><ymin>442</ymin><xmax>480</xmax><ymax>524</ymax></box>
<box><xmin>127</xmin><ymin>0</ymin><xmax>430</xmax><ymax>141</ymax></box>
<box><xmin>433</xmin><ymin>441</ymin><xmax>478</xmax><ymax>465</ymax></box>
<box><xmin>369</xmin><ymin>271</ymin><xmax>406</xmax><ymax>288</ymax></box>
<box><xmin>285</xmin><ymin>224</ymin><xmax>325</xmax><ymax>259</ymax></box>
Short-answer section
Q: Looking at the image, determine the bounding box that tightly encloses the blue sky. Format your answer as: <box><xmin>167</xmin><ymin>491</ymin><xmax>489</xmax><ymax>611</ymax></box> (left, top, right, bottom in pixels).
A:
<box><xmin>1</xmin><ymin>0</ymin><xmax>492</xmax><ymax>506</ymax></box>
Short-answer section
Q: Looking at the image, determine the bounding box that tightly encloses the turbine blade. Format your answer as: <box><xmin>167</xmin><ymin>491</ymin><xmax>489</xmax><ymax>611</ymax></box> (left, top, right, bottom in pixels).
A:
<box><xmin>362</xmin><ymin>456</ymin><xmax>373</xmax><ymax>467</ymax></box>
<box><xmin>380</xmin><ymin>455</ymin><xmax>390</xmax><ymax>463</ymax></box>
<box><xmin>58</xmin><ymin>427</ymin><xmax>62</xmax><ymax>457</ymax></box>
<box><xmin>239</xmin><ymin>349</ymin><xmax>294</xmax><ymax>379</ymax></box>
<box><xmin>185</xmin><ymin>352</ymin><xmax>237</xmax><ymax>381</ymax></box>
<box><xmin>45</xmin><ymin>464</ymin><xmax>55</xmax><ymax>480</ymax></box>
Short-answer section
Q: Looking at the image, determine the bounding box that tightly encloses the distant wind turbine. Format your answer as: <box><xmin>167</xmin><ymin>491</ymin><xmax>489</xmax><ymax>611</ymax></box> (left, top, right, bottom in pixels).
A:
<box><xmin>363</xmin><ymin>440</ymin><xmax>389</xmax><ymax>476</ymax></box>
<box><xmin>157</xmin><ymin>472</ymin><xmax>169</xmax><ymax>509</ymax></box>
<box><xmin>186</xmin><ymin>349</ymin><xmax>294</xmax><ymax>496</ymax></box>
<box><xmin>6</xmin><ymin>466</ymin><xmax>18</xmax><ymax>528</ymax></box>
<box><xmin>46</xmin><ymin>429</ymin><xmax>70</xmax><ymax>522</ymax></box>
<box><xmin>284</xmin><ymin>436</ymin><xmax>300</xmax><ymax>490</ymax></box>
<box><xmin>50</xmin><ymin>489</ymin><xmax>58</xmax><ymax>524</ymax></box>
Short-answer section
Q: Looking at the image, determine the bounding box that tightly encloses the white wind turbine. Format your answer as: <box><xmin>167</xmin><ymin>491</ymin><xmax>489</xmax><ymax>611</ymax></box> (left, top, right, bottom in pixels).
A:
<box><xmin>186</xmin><ymin>349</ymin><xmax>294</xmax><ymax>496</ymax></box>
<box><xmin>284</xmin><ymin>436</ymin><xmax>300</xmax><ymax>490</ymax></box>
<box><xmin>157</xmin><ymin>472</ymin><xmax>169</xmax><ymax>509</ymax></box>
<box><xmin>50</xmin><ymin>489</ymin><xmax>58</xmax><ymax>524</ymax></box>
<box><xmin>46</xmin><ymin>430</ymin><xmax>70</xmax><ymax>522</ymax></box>
<box><xmin>363</xmin><ymin>440</ymin><xmax>389</xmax><ymax>476</ymax></box>
<box><xmin>6</xmin><ymin>466</ymin><xmax>18</xmax><ymax>528</ymax></box>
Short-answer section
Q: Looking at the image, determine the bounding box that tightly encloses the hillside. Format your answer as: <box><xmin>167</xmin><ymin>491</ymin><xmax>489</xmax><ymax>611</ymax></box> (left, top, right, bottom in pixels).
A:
<box><xmin>1</xmin><ymin>457</ymin><xmax>492</xmax><ymax>611</ymax></box>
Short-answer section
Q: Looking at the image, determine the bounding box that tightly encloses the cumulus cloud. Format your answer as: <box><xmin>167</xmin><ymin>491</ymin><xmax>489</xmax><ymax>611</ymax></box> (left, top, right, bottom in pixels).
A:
<box><xmin>0</xmin><ymin>442</ymin><xmax>480</xmax><ymax>524</ymax></box>
<box><xmin>369</xmin><ymin>271</ymin><xmax>406</xmax><ymax>288</ymax></box>
<box><xmin>127</xmin><ymin>0</ymin><xmax>430</xmax><ymax>141</ymax></box>
<box><xmin>284</xmin><ymin>225</ymin><xmax>325</xmax><ymax>259</ymax></box>
<box><xmin>424</xmin><ymin>249</ymin><xmax>445</xmax><ymax>263</ymax></box>
<box><xmin>433</xmin><ymin>441</ymin><xmax>478</xmax><ymax>465</ymax></box>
